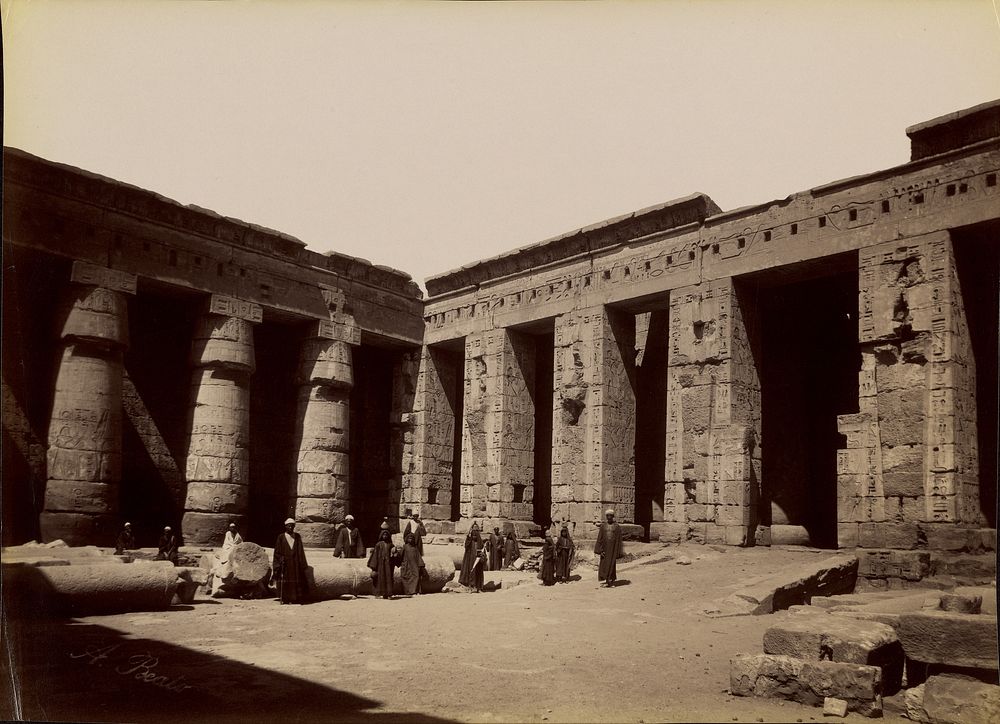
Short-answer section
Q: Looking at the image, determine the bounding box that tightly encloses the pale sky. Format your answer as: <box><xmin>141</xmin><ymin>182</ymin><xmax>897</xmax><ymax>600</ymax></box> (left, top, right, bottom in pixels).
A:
<box><xmin>4</xmin><ymin>0</ymin><xmax>999</xmax><ymax>292</ymax></box>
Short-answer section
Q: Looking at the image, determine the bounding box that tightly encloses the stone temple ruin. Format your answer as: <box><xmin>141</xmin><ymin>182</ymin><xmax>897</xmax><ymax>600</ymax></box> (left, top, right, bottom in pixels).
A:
<box><xmin>3</xmin><ymin>101</ymin><xmax>999</xmax><ymax>594</ymax></box>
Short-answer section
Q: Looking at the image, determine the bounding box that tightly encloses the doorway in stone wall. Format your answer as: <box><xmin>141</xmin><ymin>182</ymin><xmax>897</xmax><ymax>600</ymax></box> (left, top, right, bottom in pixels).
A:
<box><xmin>634</xmin><ymin>308</ymin><xmax>669</xmax><ymax>536</ymax></box>
<box><xmin>952</xmin><ymin>221</ymin><xmax>1000</xmax><ymax>528</ymax></box>
<box><xmin>350</xmin><ymin>343</ymin><xmax>396</xmax><ymax>538</ymax></box>
<box><xmin>745</xmin><ymin>254</ymin><xmax>860</xmax><ymax>549</ymax></box>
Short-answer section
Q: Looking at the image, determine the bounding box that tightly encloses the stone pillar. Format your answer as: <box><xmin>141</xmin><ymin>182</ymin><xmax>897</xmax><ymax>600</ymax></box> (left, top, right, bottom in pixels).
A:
<box><xmin>291</xmin><ymin>303</ymin><xmax>359</xmax><ymax>547</ymax></box>
<box><xmin>552</xmin><ymin>307</ymin><xmax>636</xmax><ymax>533</ymax></box>
<box><xmin>655</xmin><ymin>278</ymin><xmax>761</xmax><ymax>546</ymax></box>
<box><xmin>460</xmin><ymin>329</ymin><xmax>536</xmax><ymax>529</ymax></box>
<box><xmin>398</xmin><ymin>346</ymin><xmax>459</xmax><ymax>526</ymax></box>
<box><xmin>181</xmin><ymin>296</ymin><xmax>260</xmax><ymax>545</ymax></box>
<box><xmin>40</xmin><ymin>262</ymin><xmax>137</xmax><ymax>545</ymax></box>
<box><xmin>838</xmin><ymin>231</ymin><xmax>982</xmax><ymax>549</ymax></box>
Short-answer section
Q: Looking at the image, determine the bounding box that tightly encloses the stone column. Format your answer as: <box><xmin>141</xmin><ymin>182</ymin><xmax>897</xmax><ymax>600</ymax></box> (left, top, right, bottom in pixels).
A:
<box><xmin>460</xmin><ymin>329</ymin><xmax>536</xmax><ymax>529</ymax></box>
<box><xmin>291</xmin><ymin>305</ymin><xmax>359</xmax><ymax>547</ymax></box>
<box><xmin>181</xmin><ymin>295</ymin><xmax>260</xmax><ymax>545</ymax></box>
<box><xmin>655</xmin><ymin>278</ymin><xmax>761</xmax><ymax>546</ymax></box>
<box><xmin>398</xmin><ymin>346</ymin><xmax>459</xmax><ymax>526</ymax></box>
<box><xmin>40</xmin><ymin>262</ymin><xmax>137</xmax><ymax>545</ymax></box>
<box><xmin>838</xmin><ymin>231</ymin><xmax>982</xmax><ymax>549</ymax></box>
<box><xmin>551</xmin><ymin>307</ymin><xmax>637</xmax><ymax>533</ymax></box>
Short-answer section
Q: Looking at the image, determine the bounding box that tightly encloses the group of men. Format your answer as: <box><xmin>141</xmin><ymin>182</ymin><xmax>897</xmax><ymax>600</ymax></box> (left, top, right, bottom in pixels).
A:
<box><xmin>458</xmin><ymin>509</ymin><xmax>624</xmax><ymax>591</ymax></box>
<box><xmin>272</xmin><ymin>512</ymin><xmax>429</xmax><ymax>604</ymax></box>
<box><xmin>113</xmin><ymin>522</ymin><xmax>181</xmax><ymax>565</ymax></box>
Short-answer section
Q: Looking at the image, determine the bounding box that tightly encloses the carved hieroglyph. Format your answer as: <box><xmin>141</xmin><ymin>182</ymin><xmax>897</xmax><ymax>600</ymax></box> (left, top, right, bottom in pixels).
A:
<box><xmin>460</xmin><ymin>329</ymin><xmax>536</xmax><ymax>527</ymax></box>
<box><xmin>40</xmin><ymin>262</ymin><xmax>136</xmax><ymax>545</ymax></box>
<box><xmin>838</xmin><ymin>231</ymin><xmax>981</xmax><ymax>547</ymax></box>
<box><xmin>182</xmin><ymin>295</ymin><xmax>260</xmax><ymax>545</ymax></box>
<box><xmin>552</xmin><ymin>307</ymin><xmax>636</xmax><ymax>527</ymax></box>
<box><xmin>655</xmin><ymin>278</ymin><xmax>761</xmax><ymax>546</ymax></box>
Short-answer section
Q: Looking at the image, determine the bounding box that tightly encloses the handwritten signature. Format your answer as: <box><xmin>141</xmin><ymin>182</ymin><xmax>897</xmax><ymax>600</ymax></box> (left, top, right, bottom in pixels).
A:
<box><xmin>69</xmin><ymin>644</ymin><xmax>194</xmax><ymax>693</ymax></box>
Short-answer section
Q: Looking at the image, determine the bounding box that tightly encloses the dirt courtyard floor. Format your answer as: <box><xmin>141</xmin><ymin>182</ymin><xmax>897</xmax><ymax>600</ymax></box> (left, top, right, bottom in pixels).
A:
<box><xmin>4</xmin><ymin>543</ymin><xmax>906</xmax><ymax>723</ymax></box>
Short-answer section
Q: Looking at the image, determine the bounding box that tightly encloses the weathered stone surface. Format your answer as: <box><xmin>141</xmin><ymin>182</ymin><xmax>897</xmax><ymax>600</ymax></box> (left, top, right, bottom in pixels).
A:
<box><xmin>897</xmin><ymin>611</ymin><xmax>999</xmax><ymax>669</ymax></box>
<box><xmin>922</xmin><ymin>674</ymin><xmax>1000</xmax><ymax>724</ymax></box>
<box><xmin>904</xmin><ymin>684</ymin><xmax>927</xmax><ymax>722</ymax></box>
<box><xmin>856</xmin><ymin>549</ymin><xmax>930</xmax><ymax>581</ymax></box>
<box><xmin>182</xmin><ymin>512</ymin><xmax>244</xmax><ymax>547</ymax></box>
<box><xmin>205</xmin><ymin>542</ymin><xmax>271</xmax><ymax>598</ymax></box>
<box><xmin>938</xmin><ymin>592</ymin><xmax>982</xmax><ymax>614</ymax></box>
<box><xmin>763</xmin><ymin>612</ymin><xmax>903</xmax><ymax>693</ymax></box>
<box><xmin>954</xmin><ymin>586</ymin><xmax>996</xmax><ymax>615</ymax></box>
<box><xmin>929</xmin><ymin>552</ymin><xmax>996</xmax><ymax>582</ymax></box>
<box><xmin>730</xmin><ymin>653</ymin><xmax>882</xmax><ymax>717</ymax></box>
<box><xmin>38</xmin><ymin>512</ymin><xmax>117</xmax><ymax>548</ymax></box>
<box><xmin>3</xmin><ymin>560</ymin><xmax>179</xmax><ymax>614</ymax></box>
<box><xmin>716</xmin><ymin>555</ymin><xmax>858</xmax><ymax>615</ymax></box>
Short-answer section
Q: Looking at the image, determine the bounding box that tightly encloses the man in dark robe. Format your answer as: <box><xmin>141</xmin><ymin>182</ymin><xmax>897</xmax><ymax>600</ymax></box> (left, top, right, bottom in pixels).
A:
<box><xmin>594</xmin><ymin>509</ymin><xmax>624</xmax><ymax>587</ymax></box>
<box><xmin>155</xmin><ymin>526</ymin><xmax>178</xmax><ymax>565</ymax></box>
<box><xmin>367</xmin><ymin>529</ymin><xmax>399</xmax><ymax>599</ymax></box>
<box><xmin>399</xmin><ymin>532</ymin><xmax>426</xmax><ymax>595</ymax></box>
<box><xmin>488</xmin><ymin>527</ymin><xmax>504</xmax><ymax>571</ymax></box>
<box><xmin>402</xmin><ymin>512</ymin><xmax>426</xmax><ymax>556</ymax></box>
<box><xmin>539</xmin><ymin>531</ymin><xmax>556</xmax><ymax>586</ymax></box>
<box><xmin>334</xmin><ymin>514</ymin><xmax>365</xmax><ymax>558</ymax></box>
<box><xmin>503</xmin><ymin>531</ymin><xmax>520</xmax><ymax>569</ymax></box>
<box><xmin>273</xmin><ymin>518</ymin><xmax>310</xmax><ymax>604</ymax></box>
<box><xmin>458</xmin><ymin>523</ymin><xmax>486</xmax><ymax>592</ymax></box>
<box><xmin>555</xmin><ymin>525</ymin><xmax>575</xmax><ymax>582</ymax></box>
<box><xmin>114</xmin><ymin>522</ymin><xmax>135</xmax><ymax>555</ymax></box>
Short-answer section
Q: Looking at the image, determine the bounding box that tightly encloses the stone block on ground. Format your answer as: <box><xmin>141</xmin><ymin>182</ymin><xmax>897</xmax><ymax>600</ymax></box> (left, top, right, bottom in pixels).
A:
<box><xmin>938</xmin><ymin>592</ymin><xmax>982</xmax><ymax>614</ymax></box>
<box><xmin>206</xmin><ymin>542</ymin><xmax>271</xmax><ymax>598</ymax></box>
<box><xmin>955</xmin><ymin>586</ymin><xmax>996</xmax><ymax>615</ymax></box>
<box><xmin>897</xmin><ymin>611</ymin><xmax>999</xmax><ymax>670</ymax></box>
<box><xmin>714</xmin><ymin>554</ymin><xmax>858</xmax><ymax>615</ymax></box>
<box><xmin>823</xmin><ymin>696</ymin><xmax>848</xmax><ymax>717</ymax></box>
<box><xmin>856</xmin><ymin>549</ymin><xmax>929</xmax><ymax>581</ymax></box>
<box><xmin>763</xmin><ymin>612</ymin><xmax>903</xmax><ymax>693</ymax></box>
<box><xmin>308</xmin><ymin>555</ymin><xmax>454</xmax><ymax>599</ymax></box>
<box><xmin>729</xmin><ymin>653</ymin><xmax>882</xmax><ymax>717</ymax></box>
<box><xmin>904</xmin><ymin>684</ymin><xmax>927</xmax><ymax>722</ymax></box>
<box><xmin>922</xmin><ymin>674</ymin><xmax>1000</xmax><ymax>724</ymax></box>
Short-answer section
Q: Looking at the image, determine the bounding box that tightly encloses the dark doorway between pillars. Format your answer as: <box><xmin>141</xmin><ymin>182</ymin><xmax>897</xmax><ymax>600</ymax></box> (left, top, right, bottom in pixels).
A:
<box><xmin>748</xmin><ymin>255</ymin><xmax>860</xmax><ymax>549</ymax></box>
<box><xmin>350</xmin><ymin>344</ymin><xmax>395</xmax><ymax>538</ymax></box>
<box><xmin>532</xmin><ymin>329</ymin><xmax>554</xmax><ymax>527</ymax></box>
<box><xmin>953</xmin><ymin>221</ymin><xmax>999</xmax><ymax>527</ymax></box>
<box><xmin>248</xmin><ymin>318</ymin><xmax>300</xmax><ymax>545</ymax></box>
<box><xmin>121</xmin><ymin>285</ymin><xmax>200</xmax><ymax>546</ymax></box>
<box><xmin>635</xmin><ymin>309</ymin><xmax>669</xmax><ymax>535</ymax></box>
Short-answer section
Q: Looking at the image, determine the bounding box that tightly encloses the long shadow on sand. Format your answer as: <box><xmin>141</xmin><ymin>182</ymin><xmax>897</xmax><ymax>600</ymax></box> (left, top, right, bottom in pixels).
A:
<box><xmin>2</xmin><ymin>590</ymin><xmax>456</xmax><ymax>724</ymax></box>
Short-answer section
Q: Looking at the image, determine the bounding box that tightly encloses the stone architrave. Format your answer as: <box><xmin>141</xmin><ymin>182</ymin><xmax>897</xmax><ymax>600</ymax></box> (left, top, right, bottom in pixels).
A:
<box><xmin>181</xmin><ymin>295</ymin><xmax>260</xmax><ymax>545</ymax></box>
<box><xmin>656</xmin><ymin>278</ymin><xmax>760</xmax><ymax>546</ymax></box>
<box><xmin>398</xmin><ymin>346</ymin><xmax>460</xmax><ymax>523</ymax></box>
<box><xmin>551</xmin><ymin>307</ymin><xmax>636</xmax><ymax>530</ymax></box>
<box><xmin>40</xmin><ymin>262</ymin><xmax>137</xmax><ymax>545</ymax></box>
<box><xmin>290</xmin><ymin>301</ymin><xmax>358</xmax><ymax>547</ymax></box>
<box><xmin>460</xmin><ymin>329</ymin><xmax>536</xmax><ymax>528</ymax></box>
<box><xmin>839</xmin><ymin>231</ymin><xmax>981</xmax><ymax>550</ymax></box>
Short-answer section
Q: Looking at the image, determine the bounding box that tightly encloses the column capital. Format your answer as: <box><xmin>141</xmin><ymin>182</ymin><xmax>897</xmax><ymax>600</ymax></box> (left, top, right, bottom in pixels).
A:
<box><xmin>205</xmin><ymin>294</ymin><xmax>262</xmax><ymax>323</ymax></box>
<box><xmin>71</xmin><ymin>260</ymin><xmax>137</xmax><ymax>295</ymax></box>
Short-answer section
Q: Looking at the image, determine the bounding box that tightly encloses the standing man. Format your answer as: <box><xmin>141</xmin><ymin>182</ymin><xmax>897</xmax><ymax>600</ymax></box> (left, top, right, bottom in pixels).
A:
<box><xmin>539</xmin><ymin>530</ymin><xmax>556</xmax><ymax>586</ymax></box>
<box><xmin>503</xmin><ymin>531</ymin><xmax>520</xmax><ymax>569</ymax></box>
<box><xmin>334</xmin><ymin>514</ymin><xmax>365</xmax><ymax>558</ymax></box>
<box><xmin>155</xmin><ymin>526</ymin><xmax>178</xmax><ymax>565</ymax></box>
<box><xmin>458</xmin><ymin>522</ymin><xmax>486</xmax><ymax>592</ymax></box>
<box><xmin>488</xmin><ymin>526</ymin><xmax>504</xmax><ymax>571</ymax></box>
<box><xmin>273</xmin><ymin>518</ymin><xmax>310</xmax><ymax>604</ymax></box>
<box><xmin>594</xmin><ymin>509</ymin><xmax>623</xmax><ymax>588</ymax></box>
<box><xmin>399</xmin><ymin>532</ymin><xmax>426</xmax><ymax>595</ymax></box>
<box><xmin>555</xmin><ymin>524</ymin><xmax>575</xmax><ymax>583</ymax></box>
<box><xmin>402</xmin><ymin>511</ymin><xmax>426</xmax><ymax>556</ymax></box>
<box><xmin>367</xmin><ymin>528</ymin><xmax>399</xmax><ymax>599</ymax></box>
<box><xmin>114</xmin><ymin>522</ymin><xmax>135</xmax><ymax>555</ymax></box>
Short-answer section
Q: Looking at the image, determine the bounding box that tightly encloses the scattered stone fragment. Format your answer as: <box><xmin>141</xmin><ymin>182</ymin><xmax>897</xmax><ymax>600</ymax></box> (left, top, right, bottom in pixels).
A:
<box><xmin>937</xmin><ymin>592</ymin><xmax>982</xmax><ymax>614</ymax></box>
<box><xmin>904</xmin><ymin>684</ymin><xmax>927</xmax><ymax>722</ymax></box>
<box><xmin>676</xmin><ymin>556</ymin><xmax>692</xmax><ymax>566</ymax></box>
<box><xmin>822</xmin><ymin>697</ymin><xmax>848</xmax><ymax>717</ymax></box>
<box><xmin>715</xmin><ymin>555</ymin><xmax>858</xmax><ymax>615</ymax></box>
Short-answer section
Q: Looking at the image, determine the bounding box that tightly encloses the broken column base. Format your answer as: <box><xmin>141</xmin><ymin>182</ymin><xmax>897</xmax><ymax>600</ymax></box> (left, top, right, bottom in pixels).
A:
<box><xmin>730</xmin><ymin>653</ymin><xmax>883</xmax><ymax>717</ymax></box>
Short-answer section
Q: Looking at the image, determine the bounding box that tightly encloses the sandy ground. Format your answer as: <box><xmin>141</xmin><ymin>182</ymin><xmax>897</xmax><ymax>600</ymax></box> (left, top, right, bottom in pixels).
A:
<box><xmin>3</xmin><ymin>543</ymin><xmax>907</xmax><ymax>723</ymax></box>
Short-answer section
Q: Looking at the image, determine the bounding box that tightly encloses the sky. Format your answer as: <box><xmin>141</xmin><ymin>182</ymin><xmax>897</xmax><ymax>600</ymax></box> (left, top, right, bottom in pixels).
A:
<box><xmin>4</xmin><ymin>0</ymin><xmax>999</xmax><ymax>292</ymax></box>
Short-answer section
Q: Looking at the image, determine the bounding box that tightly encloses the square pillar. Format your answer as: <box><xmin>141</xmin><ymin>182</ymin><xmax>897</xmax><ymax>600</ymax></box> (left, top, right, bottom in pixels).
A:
<box><xmin>839</xmin><ymin>231</ymin><xmax>982</xmax><ymax>549</ymax></box>
<box><xmin>552</xmin><ymin>307</ymin><xmax>636</xmax><ymax>532</ymax></box>
<box><xmin>460</xmin><ymin>329</ymin><xmax>536</xmax><ymax>527</ymax></box>
<box><xmin>658</xmin><ymin>278</ymin><xmax>761</xmax><ymax>546</ymax></box>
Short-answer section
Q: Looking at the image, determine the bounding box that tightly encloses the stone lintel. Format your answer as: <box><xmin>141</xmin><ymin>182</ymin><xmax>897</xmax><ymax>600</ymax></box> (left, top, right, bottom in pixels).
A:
<box><xmin>71</xmin><ymin>260</ymin><xmax>137</xmax><ymax>294</ymax></box>
<box><xmin>207</xmin><ymin>294</ymin><xmax>263</xmax><ymax>323</ymax></box>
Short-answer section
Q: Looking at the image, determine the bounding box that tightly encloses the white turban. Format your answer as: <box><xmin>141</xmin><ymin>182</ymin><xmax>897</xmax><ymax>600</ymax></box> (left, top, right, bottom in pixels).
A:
<box><xmin>284</xmin><ymin>518</ymin><xmax>295</xmax><ymax>526</ymax></box>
